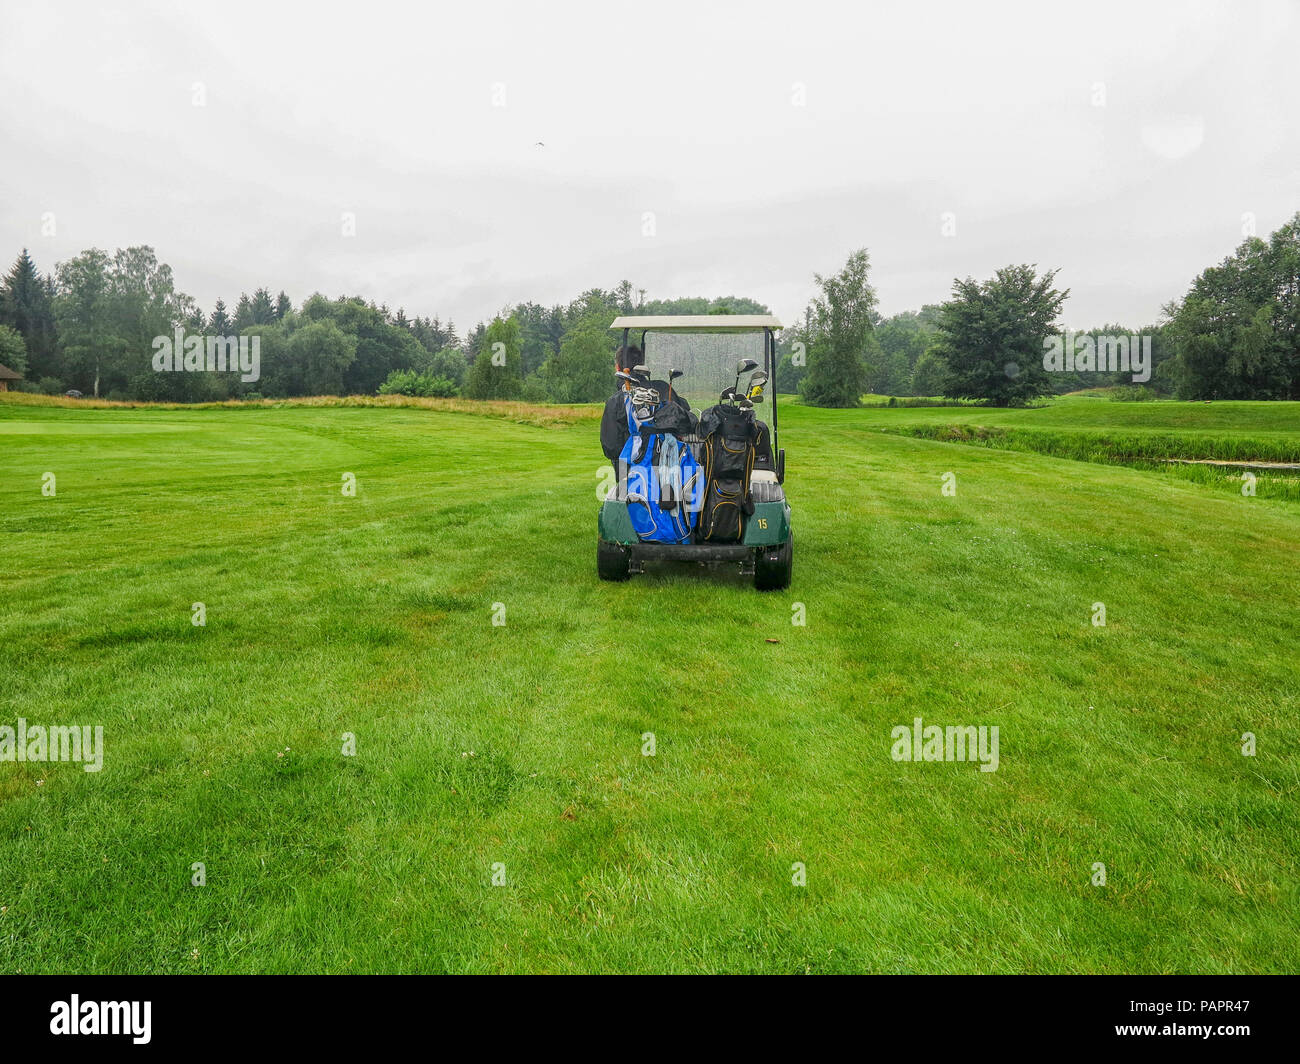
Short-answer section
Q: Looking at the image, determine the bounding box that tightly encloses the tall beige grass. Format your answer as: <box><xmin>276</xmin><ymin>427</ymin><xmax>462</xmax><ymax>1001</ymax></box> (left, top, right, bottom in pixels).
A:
<box><xmin>0</xmin><ymin>390</ymin><xmax>600</xmax><ymax>428</ymax></box>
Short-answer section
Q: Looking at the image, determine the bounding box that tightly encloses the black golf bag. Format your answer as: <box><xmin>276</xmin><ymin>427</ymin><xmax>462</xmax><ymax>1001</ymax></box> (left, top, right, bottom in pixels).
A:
<box><xmin>696</xmin><ymin>404</ymin><xmax>758</xmax><ymax>542</ymax></box>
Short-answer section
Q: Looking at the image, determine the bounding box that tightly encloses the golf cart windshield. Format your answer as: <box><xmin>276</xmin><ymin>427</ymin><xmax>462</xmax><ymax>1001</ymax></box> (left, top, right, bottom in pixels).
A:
<box><xmin>640</xmin><ymin>331</ymin><xmax>767</xmax><ymax>412</ymax></box>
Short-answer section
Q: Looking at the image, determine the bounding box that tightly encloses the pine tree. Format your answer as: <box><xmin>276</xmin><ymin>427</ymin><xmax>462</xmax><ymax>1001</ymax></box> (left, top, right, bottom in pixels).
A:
<box><xmin>209</xmin><ymin>298</ymin><xmax>232</xmax><ymax>335</ymax></box>
<box><xmin>38</xmin><ymin>274</ymin><xmax>59</xmax><ymax>378</ymax></box>
<box><xmin>233</xmin><ymin>294</ymin><xmax>254</xmax><ymax>333</ymax></box>
<box><xmin>251</xmin><ymin>287</ymin><xmax>275</xmax><ymax>325</ymax></box>
<box><xmin>1</xmin><ymin>249</ymin><xmax>39</xmax><ymax>334</ymax></box>
<box><xmin>1</xmin><ymin>249</ymin><xmax>58</xmax><ymax>379</ymax></box>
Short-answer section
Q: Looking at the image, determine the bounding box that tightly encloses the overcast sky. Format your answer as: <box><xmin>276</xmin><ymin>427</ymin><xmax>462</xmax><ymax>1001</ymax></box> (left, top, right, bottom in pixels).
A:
<box><xmin>2</xmin><ymin>0</ymin><xmax>1297</xmax><ymax>331</ymax></box>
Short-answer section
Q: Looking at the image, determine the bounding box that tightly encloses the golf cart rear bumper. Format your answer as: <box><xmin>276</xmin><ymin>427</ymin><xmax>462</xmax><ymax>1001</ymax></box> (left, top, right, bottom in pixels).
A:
<box><xmin>598</xmin><ymin>495</ymin><xmax>791</xmax><ymax>546</ymax></box>
<box><xmin>627</xmin><ymin>542</ymin><xmax>755</xmax><ymax>563</ymax></box>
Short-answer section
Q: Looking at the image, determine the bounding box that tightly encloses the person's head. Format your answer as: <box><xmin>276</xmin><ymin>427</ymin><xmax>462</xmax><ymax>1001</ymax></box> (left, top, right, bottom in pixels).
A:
<box><xmin>616</xmin><ymin>344</ymin><xmax>642</xmax><ymax>373</ymax></box>
<box><xmin>615</xmin><ymin>344</ymin><xmax>642</xmax><ymax>390</ymax></box>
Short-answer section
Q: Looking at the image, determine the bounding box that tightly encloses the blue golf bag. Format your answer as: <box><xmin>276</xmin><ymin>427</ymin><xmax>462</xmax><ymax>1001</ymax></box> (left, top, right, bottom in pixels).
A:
<box><xmin>617</xmin><ymin>393</ymin><xmax>702</xmax><ymax>544</ymax></box>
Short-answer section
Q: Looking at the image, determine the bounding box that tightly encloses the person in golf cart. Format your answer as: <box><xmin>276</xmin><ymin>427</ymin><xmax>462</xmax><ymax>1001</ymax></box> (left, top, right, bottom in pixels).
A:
<box><xmin>599</xmin><ymin>344</ymin><xmax>694</xmax><ymax>469</ymax></box>
<box><xmin>598</xmin><ymin>344</ymin><xmax>639</xmax><ymax>467</ymax></box>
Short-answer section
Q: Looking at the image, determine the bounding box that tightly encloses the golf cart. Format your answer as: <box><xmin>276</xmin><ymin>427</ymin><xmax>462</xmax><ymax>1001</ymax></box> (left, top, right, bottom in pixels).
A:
<box><xmin>597</xmin><ymin>315</ymin><xmax>793</xmax><ymax>590</ymax></box>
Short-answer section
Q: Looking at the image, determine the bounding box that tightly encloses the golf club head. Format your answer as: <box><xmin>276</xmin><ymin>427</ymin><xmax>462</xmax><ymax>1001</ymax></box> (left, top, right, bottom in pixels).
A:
<box><xmin>733</xmin><ymin>357</ymin><xmax>760</xmax><ymax>393</ymax></box>
<box><xmin>663</xmin><ymin>367</ymin><xmax>683</xmax><ymax>403</ymax></box>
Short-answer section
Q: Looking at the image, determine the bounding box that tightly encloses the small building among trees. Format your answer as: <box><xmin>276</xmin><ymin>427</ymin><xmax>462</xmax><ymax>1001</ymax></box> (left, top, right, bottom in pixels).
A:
<box><xmin>0</xmin><ymin>363</ymin><xmax>22</xmax><ymax>391</ymax></box>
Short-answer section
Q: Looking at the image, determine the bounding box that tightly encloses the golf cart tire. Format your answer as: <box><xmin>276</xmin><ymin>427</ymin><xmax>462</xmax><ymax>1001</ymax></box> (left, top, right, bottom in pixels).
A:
<box><xmin>597</xmin><ymin>539</ymin><xmax>632</xmax><ymax>581</ymax></box>
<box><xmin>754</xmin><ymin>535</ymin><xmax>793</xmax><ymax>591</ymax></box>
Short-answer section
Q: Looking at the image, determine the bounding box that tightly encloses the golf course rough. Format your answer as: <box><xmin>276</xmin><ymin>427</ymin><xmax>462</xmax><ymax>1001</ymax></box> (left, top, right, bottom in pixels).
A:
<box><xmin>0</xmin><ymin>394</ymin><xmax>1296</xmax><ymax>974</ymax></box>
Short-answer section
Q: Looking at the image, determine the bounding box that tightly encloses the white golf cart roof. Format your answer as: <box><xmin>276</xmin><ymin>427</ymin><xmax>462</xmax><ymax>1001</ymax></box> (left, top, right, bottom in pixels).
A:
<box><xmin>610</xmin><ymin>314</ymin><xmax>782</xmax><ymax>332</ymax></box>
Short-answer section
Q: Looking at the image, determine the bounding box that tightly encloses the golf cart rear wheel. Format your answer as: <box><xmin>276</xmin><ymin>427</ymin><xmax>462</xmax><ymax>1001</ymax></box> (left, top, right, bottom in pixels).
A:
<box><xmin>597</xmin><ymin>540</ymin><xmax>632</xmax><ymax>581</ymax></box>
<box><xmin>754</xmin><ymin>535</ymin><xmax>792</xmax><ymax>591</ymax></box>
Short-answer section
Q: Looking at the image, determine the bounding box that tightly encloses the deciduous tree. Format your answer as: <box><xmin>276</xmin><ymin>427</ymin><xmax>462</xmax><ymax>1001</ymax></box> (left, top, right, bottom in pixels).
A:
<box><xmin>936</xmin><ymin>265</ymin><xmax>1067</xmax><ymax>406</ymax></box>
<box><xmin>801</xmin><ymin>249</ymin><xmax>877</xmax><ymax>407</ymax></box>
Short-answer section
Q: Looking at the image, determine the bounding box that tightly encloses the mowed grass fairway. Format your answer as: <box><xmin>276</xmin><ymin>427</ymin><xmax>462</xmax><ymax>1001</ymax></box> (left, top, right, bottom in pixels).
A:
<box><xmin>1</xmin><ymin>395</ymin><xmax>1298</xmax><ymax>973</ymax></box>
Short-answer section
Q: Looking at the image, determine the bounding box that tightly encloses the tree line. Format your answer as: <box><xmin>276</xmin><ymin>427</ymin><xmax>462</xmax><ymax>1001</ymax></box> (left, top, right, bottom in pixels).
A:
<box><xmin>0</xmin><ymin>248</ymin><xmax>764</xmax><ymax>404</ymax></box>
<box><xmin>1</xmin><ymin>214</ymin><xmax>1297</xmax><ymax>406</ymax></box>
<box><xmin>779</xmin><ymin>213</ymin><xmax>1300</xmax><ymax>406</ymax></box>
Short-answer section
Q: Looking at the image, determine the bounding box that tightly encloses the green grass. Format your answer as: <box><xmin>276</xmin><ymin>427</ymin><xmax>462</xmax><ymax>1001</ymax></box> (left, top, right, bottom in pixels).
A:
<box><xmin>849</xmin><ymin>396</ymin><xmax>1300</xmax><ymax>502</ymax></box>
<box><xmin>1</xmin><ymin>394</ymin><xmax>1297</xmax><ymax>973</ymax></box>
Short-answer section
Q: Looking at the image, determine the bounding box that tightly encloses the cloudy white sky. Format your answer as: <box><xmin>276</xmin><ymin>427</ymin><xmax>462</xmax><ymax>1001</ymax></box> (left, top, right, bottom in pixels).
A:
<box><xmin>2</xmin><ymin>0</ymin><xmax>1297</xmax><ymax>331</ymax></box>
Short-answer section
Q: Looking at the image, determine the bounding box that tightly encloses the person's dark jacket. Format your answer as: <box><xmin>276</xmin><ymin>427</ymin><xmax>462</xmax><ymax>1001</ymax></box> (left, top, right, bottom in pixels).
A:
<box><xmin>600</xmin><ymin>392</ymin><xmax>631</xmax><ymax>463</ymax></box>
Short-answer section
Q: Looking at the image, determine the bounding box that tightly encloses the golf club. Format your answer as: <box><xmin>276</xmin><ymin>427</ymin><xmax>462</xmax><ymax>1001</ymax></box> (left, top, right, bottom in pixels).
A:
<box><xmin>667</xmin><ymin>367</ymin><xmax>683</xmax><ymax>405</ymax></box>
<box><xmin>733</xmin><ymin>357</ymin><xmax>759</xmax><ymax>395</ymax></box>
